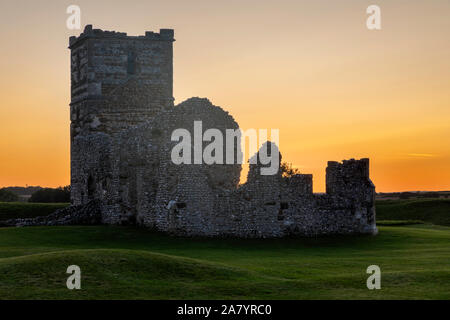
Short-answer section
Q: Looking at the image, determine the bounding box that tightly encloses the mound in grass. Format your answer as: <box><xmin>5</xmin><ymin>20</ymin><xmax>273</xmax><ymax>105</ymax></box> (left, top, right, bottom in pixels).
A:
<box><xmin>0</xmin><ymin>225</ymin><xmax>449</xmax><ymax>299</ymax></box>
<box><xmin>0</xmin><ymin>249</ymin><xmax>254</xmax><ymax>299</ymax></box>
<box><xmin>376</xmin><ymin>199</ymin><xmax>450</xmax><ymax>226</ymax></box>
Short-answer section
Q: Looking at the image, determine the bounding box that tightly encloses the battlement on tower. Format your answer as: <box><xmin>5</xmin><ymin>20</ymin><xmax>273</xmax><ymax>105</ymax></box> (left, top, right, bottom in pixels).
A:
<box><xmin>69</xmin><ymin>25</ymin><xmax>174</xmax><ymax>105</ymax></box>
<box><xmin>69</xmin><ymin>25</ymin><xmax>175</xmax><ymax>48</ymax></box>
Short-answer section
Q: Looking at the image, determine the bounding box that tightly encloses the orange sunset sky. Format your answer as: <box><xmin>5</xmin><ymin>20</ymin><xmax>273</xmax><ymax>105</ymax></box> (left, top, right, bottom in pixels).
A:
<box><xmin>0</xmin><ymin>0</ymin><xmax>449</xmax><ymax>192</ymax></box>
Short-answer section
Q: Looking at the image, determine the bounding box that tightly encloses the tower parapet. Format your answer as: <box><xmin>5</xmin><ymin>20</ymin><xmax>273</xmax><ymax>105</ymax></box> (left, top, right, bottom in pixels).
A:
<box><xmin>69</xmin><ymin>25</ymin><xmax>174</xmax><ymax>48</ymax></box>
<box><xmin>69</xmin><ymin>25</ymin><xmax>174</xmax><ymax>105</ymax></box>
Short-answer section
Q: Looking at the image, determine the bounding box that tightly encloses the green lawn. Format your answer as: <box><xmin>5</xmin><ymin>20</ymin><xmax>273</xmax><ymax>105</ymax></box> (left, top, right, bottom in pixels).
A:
<box><xmin>0</xmin><ymin>224</ymin><xmax>449</xmax><ymax>299</ymax></box>
<box><xmin>0</xmin><ymin>199</ymin><xmax>448</xmax><ymax>299</ymax></box>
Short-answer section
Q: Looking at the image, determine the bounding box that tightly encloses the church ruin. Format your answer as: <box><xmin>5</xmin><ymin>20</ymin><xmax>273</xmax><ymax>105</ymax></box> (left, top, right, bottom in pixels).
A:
<box><xmin>65</xmin><ymin>25</ymin><xmax>377</xmax><ymax>237</ymax></box>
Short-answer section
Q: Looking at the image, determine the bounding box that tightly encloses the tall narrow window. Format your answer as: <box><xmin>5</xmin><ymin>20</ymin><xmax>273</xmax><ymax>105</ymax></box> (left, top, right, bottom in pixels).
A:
<box><xmin>76</xmin><ymin>53</ymin><xmax>81</xmax><ymax>82</ymax></box>
<box><xmin>127</xmin><ymin>52</ymin><xmax>136</xmax><ymax>75</ymax></box>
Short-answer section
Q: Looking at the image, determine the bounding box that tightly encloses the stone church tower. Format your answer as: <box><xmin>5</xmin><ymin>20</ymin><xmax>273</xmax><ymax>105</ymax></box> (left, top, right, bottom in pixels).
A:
<box><xmin>68</xmin><ymin>25</ymin><xmax>175</xmax><ymax>209</ymax></box>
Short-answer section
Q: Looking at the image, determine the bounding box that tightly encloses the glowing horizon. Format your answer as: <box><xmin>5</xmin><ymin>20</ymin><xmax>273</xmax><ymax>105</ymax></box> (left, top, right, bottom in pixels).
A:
<box><xmin>0</xmin><ymin>0</ymin><xmax>449</xmax><ymax>192</ymax></box>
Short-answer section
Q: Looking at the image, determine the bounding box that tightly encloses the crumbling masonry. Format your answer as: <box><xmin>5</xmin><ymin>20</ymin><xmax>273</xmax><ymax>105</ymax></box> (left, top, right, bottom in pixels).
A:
<box><xmin>65</xmin><ymin>25</ymin><xmax>377</xmax><ymax>237</ymax></box>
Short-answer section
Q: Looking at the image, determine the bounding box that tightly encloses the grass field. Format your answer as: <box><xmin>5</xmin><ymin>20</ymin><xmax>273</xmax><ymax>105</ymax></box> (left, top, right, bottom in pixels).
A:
<box><xmin>0</xmin><ymin>200</ymin><xmax>448</xmax><ymax>299</ymax></box>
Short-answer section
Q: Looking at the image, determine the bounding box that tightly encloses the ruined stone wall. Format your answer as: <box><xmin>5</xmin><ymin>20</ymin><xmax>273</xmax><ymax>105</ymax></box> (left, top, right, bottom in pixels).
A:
<box><xmin>114</xmin><ymin>124</ymin><xmax>377</xmax><ymax>237</ymax></box>
<box><xmin>109</xmin><ymin>98</ymin><xmax>242</xmax><ymax>231</ymax></box>
<box><xmin>70</xmin><ymin>132</ymin><xmax>112</xmax><ymax>206</ymax></box>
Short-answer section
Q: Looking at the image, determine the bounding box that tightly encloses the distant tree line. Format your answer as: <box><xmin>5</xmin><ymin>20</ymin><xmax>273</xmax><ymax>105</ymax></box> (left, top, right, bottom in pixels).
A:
<box><xmin>29</xmin><ymin>186</ymin><xmax>71</xmax><ymax>203</ymax></box>
<box><xmin>399</xmin><ymin>192</ymin><xmax>442</xmax><ymax>200</ymax></box>
<box><xmin>2</xmin><ymin>186</ymin><xmax>41</xmax><ymax>196</ymax></box>
<box><xmin>0</xmin><ymin>189</ymin><xmax>19</xmax><ymax>202</ymax></box>
<box><xmin>0</xmin><ymin>186</ymin><xmax>71</xmax><ymax>203</ymax></box>
<box><xmin>378</xmin><ymin>191</ymin><xmax>448</xmax><ymax>200</ymax></box>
